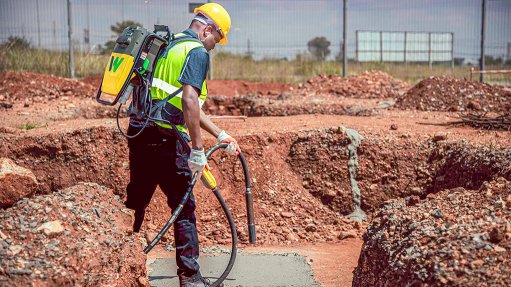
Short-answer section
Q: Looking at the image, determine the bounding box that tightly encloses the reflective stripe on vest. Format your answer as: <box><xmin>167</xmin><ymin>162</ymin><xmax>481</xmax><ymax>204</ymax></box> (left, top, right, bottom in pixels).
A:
<box><xmin>151</xmin><ymin>33</ymin><xmax>208</xmax><ymax>132</ymax></box>
<box><xmin>152</xmin><ymin>78</ymin><xmax>205</xmax><ymax>108</ymax></box>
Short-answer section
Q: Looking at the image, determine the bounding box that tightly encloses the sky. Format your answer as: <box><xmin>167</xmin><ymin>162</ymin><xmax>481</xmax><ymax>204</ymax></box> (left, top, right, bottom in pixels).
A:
<box><xmin>0</xmin><ymin>0</ymin><xmax>510</xmax><ymax>62</ymax></box>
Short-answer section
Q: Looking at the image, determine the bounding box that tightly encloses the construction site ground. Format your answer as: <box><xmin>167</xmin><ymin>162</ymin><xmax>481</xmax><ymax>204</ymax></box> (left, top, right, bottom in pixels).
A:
<box><xmin>1</xmin><ymin>72</ymin><xmax>510</xmax><ymax>286</ymax></box>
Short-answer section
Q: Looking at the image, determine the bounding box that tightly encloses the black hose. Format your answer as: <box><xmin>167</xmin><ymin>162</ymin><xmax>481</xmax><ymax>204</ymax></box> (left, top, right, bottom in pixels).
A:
<box><xmin>205</xmin><ymin>144</ymin><xmax>256</xmax><ymax>244</ymax></box>
<box><xmin>209</xmin><ymin>186</ymin><xmax>238</xmax><ymax>287</ymax></box>
<box><xmin>143</xmin><ymin>173</ymin><xmax>198</xmax><ymax>253</ymax></box>
<box><xmin>116</xmin><ymin>77</ymin><xmax>152</xmax><ymax>139</ymax></box>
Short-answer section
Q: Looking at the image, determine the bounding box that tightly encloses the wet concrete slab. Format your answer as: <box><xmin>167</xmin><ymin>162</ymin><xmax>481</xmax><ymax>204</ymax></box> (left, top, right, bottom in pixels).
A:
<box><xmin>148</xmin><ymin>252</ymin><xmax>320</xmax><ymax>287</ymax></box>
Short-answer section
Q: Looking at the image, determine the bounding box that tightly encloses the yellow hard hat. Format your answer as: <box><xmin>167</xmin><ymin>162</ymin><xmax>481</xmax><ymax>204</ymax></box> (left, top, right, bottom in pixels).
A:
<box><xmin>194</xmin><ymin>2</ymin><xmax>231</xmax><ymax>45</ymax></box>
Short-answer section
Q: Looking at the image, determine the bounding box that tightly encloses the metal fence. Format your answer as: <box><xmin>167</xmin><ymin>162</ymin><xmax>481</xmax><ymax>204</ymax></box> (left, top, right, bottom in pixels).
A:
<box><xmin>356</xmin><ymin>31</ymin><xmax>454</xmax><ymax>65</ymax></box>
<box><xmin>0</xmin><ymin>0</ymin><xmax>510</xmax><ymax>81</ymax></box>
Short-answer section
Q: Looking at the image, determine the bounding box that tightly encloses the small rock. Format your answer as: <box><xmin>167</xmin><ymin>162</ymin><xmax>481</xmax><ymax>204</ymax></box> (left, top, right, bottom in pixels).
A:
<box><xmin>467</xmin><ymin>100</ymin><xmax>482</xmax><ymax>110</ymax></box>
<box><xmin>493</xmin><ymin>245</ymin><xmax>506</xmax><ymax>252</ymax></box>
<box><xmin>36</xmin><ymin>220</ymin><xmax>64</xmax><ymax>237</ymax></box>
<box><xmin>390</xmin><ymin>124</ymin><xmax>398</xmax><ymax>130</ymax></box>
<box><xmin>0</xmin><ymin>230</ymin><xmax>7</xmax><ymax>239</ymax></box>
<box><xmin>432</xmin><ymin>132</ymin><xmax>447</xmax><ymax>142</ymax></box>
<box><xmin>285</xmin><ymin>232</ymin><xmax>298</xmax><ymax>241</ymax></box>
<box><xmin>0</xmin><ymin>158</ymin><xmax>38</xmax><ymax>208</ymax></box>
<box><xmin>323</xmin><ymin>189</ymin><xmax>337</xmax><ymax>200</ymax></box>
<box><xmin>145</xmin><ymin>231</ymin><xmax>158</xmax><ymax>243</ymax></box>
<box><xmin>280</xmin><ymin>211</ymin><xmax>294</xmax><ymax>218</ymax></box>
<box><xmin>471</xmin><ymin>259</ymin><xmax>484</xmax><ymax>268</ymax></box>
<box><xmin>406</xmin><ymin>196</ymin><xmax>420</xmax><ymax>206</ymax></box>
<box><xmin>8</xmin><ymin>245</ymin><xmax>23</xmax><ymax>255</ymax></box>
<box><xmin>305</xmin><ymin>224</ymin><xmax>317</xmax><ymax>232</ymax></box>
<box><xmin>431</xmin><ymin>209</ymin><xmax>443</xmax><ymax>218</ymax></box>
<box><xmin>489</xmin><ymin>227</ymin><xmax>505</xmax><ymax>243</ymax></box>
<box><xmin>338</xmin><ymin>230</ymin><xmax>357</xmax><ymax>240</ymax></box>
<box><xmin>137</xmin><ymin>276</ymin><xmax>150</xmax><ymax>287</ymax></box>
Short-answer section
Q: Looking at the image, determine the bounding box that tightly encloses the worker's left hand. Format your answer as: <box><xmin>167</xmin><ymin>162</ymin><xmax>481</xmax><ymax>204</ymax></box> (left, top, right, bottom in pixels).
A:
<box><xmin>217</xmin><ymin>130</ymin><xmax>241</xmax><ymax>155</ymax></box>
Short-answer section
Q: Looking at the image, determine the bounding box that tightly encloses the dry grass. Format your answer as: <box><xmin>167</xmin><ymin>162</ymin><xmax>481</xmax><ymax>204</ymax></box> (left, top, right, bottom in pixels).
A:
<box><xmin>1</xmin><ymin>48</ymin><xmax>509</xmax><ymax>85</ymax></box>
<box><xmin>0</xmin><ymin>47</ymin><xmax>109</xmax><ymax>78</ymax></box>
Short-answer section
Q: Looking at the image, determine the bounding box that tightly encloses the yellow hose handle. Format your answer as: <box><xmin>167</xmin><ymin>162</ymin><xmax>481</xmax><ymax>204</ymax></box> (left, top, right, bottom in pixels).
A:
<box><xmin>200</xmin><ymin>165</ymin><xmax>217</xmax><ymax>190</ymax></box>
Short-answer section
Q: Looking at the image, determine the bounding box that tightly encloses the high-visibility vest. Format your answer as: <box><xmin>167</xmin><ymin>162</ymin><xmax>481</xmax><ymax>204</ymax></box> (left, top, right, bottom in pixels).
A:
<box><xmin>150</xmin><ymin>33</ymin><xmax>208</xmax><ymax>133</ymax></box>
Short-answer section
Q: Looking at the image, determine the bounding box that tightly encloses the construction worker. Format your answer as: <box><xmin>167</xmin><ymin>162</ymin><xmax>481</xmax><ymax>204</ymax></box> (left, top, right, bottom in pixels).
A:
<box><xmin>123</xmin><ymin>3</ymin><xmax>238</xmax><ymax>287</ymax></box>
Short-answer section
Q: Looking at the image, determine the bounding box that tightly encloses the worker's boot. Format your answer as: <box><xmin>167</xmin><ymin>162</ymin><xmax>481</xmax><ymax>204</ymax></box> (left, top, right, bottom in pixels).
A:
<box><xmin>133</xmin><ymin>209</ymin><xmax>145</xmax><ymax>233</ymax></box>
<box><xmin>179</xmin><ymin>272</ymin><xmax>223</xmax><ymax>287</ymax></box>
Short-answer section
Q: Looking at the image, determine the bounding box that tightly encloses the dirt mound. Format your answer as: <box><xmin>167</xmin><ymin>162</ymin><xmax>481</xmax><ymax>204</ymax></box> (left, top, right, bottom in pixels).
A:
<box><xmin>0</xmin><ymin>71</ymin><xmax>96</xmax><ymax>106</ymax></box>
<box><xmin>353</xmin><ymin>177</ymin><xmax>511</xmax><ymax>286</ymax></box>
<box><xmin>202</xmin><ymin>94</ymin><xmax>374</xmax><ymax>117</ymax></box>
<box><xmin>80</xmin><ymin>75</ymin><xmax>294</xmax><ymax>97</ymax></box>
<box><xmin>207</xmin><ymin>79</ymin><xmax>293</xmax><ymax>97</ymax></box>
<box><xmin>396</xmin><ymin>76</ymin><xmax>511</xmax><ymax>113</ymax></box>
<box><xmin>299</xmin><ymin>71</ymin><xmax>410</xmax><ymax>98</ymax></box>
<box><xmin>0</xmin><ymin>182</ymin><xmax>147</xmax><ymax>286</ymax></box>
<box><xmin>80</xmin><ymin>75</ymin><xmax>102</xmax><ymax>88</ymax></box>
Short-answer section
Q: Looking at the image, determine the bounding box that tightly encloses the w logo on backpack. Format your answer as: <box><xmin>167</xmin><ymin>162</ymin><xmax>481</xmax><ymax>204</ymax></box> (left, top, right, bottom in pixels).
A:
<box><xmin>108</xmin><ymin>56</ymin><xmax>125</xmax><ymax>73</ymax></box>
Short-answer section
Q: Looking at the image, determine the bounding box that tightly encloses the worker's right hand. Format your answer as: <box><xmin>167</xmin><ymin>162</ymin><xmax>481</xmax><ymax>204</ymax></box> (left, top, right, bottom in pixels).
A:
<box><xmin>188</xmin><ymin>148</ymin><xmax>207</xmax><ymax>175</ymax></box>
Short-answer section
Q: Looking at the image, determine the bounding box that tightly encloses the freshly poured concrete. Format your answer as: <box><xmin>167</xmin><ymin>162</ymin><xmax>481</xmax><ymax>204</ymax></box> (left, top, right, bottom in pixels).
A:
<box><xmin>148</xmin><ymin>252</ymin><xmax>320</xmax><ymax>287</ymax></box>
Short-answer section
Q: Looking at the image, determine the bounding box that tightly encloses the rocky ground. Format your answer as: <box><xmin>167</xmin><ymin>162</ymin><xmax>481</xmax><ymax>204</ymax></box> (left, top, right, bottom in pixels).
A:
<box><xmin>0</xmin><ymin>70</ymin><xmax>510</xmax><ymax>286</ymax></box>
<box><xmin>353</xmin><ymin>178</ymin><xmax>511</xmax><ymax>286</ymax></box>
<box><xmin>297</xmin><ymin>71</ymin><xmax>410</xmax><ymax>99</ymax></box>
<box><xmin>0</xmin><ymin>183</ymin><xmax>147</xmax><ymax>286</ymax></box>
<box><xmin>397</xmin><ymin>76</ymin><xmax>511</xmax><ymax>113</ymax></box>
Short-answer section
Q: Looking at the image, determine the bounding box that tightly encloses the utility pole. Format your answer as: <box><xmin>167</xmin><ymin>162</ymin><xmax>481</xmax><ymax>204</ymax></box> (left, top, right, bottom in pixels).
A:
<box><xmin>247</xmin><ymin>38</ymin><xmax>252</xmax><ymax>57</ymax></box>
<box><xmin>86</xmin><ymin>0</ymin><xmax>90</xmax><ymax>51</ymax></box>
<box><xmin>480</xmin><ymin>0</ymin><xmax>486</xmax><ymax>82</ymax></box>
<box><xmin>121</xmin><ymin>0</ymin><xmax>125</xmax><ymax>22</ymax></box>
<box><xmin>36</xmin><ymin>0</ymin><xmax>41</xmax><ymax>48</ymax></box>
<box><xmin>342</xmin><ymin>0</ymin><xmax>347</xmax><ymax>78</ymax></box>
<box><xmin>52</xmin><ymin>21</ymin><xmax>56</xmax><ymax>50</ymax></box>
<box><xmin>67</xmin><ymin>0</ymin><xmax>75</xmax><ymax>78</ymax></box>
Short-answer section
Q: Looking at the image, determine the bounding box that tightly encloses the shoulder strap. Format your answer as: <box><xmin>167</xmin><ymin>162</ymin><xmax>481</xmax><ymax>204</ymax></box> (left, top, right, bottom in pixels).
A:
<box><xmin>161</xmin><ymin>34</ymin><xmax>204</xmax><ymax>58</ymax></box>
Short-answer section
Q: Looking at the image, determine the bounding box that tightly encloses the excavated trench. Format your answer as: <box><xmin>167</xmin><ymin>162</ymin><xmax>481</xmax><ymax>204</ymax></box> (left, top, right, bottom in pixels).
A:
<box><xmin>2</xmin><ymin>72</ymin><xmax>510</xmax><ymax>285</ymax></box>
<box><xmin>2</xmin><ymin>125</ymin><xmax>509</xmax><ymax>230</ymax></box>
<box><xmin>1</xmin><ymin>125</ymin><xmax>510</xmax><ymax>286</ymax></box>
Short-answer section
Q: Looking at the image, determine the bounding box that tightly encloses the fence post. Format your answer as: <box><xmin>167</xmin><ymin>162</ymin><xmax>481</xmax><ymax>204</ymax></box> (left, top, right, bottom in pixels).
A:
<box><xmin>67</xmin><ymin>0</ymin><xmax>75</xmax><ymax>79</ymax></box>
<box><xmin>379</xmin><ymin>31</ymin><xmax>383</xmax><ymax>63</ymax></box>
<box><xmin>342</xmin><ymin>0</ymin><xmax>348</xmax><ymax>78</ymax></box>
<box><xmin>355</xmin><ymin>30</ymin><xmax>358</xmax><ymax>62</ymax></box>
<box><xmin>404</xmin><ymin>31</ymin><xmax>407</xmax><ymax>64</ymax></box>
<box><xmin>451</xmin><ymin>32</ymin><xmax>455</xmax><ymax>71</ymax></box>
<box><xmin>480</xmin><ymin>0</ymin><xmax>486</xmax><ymax>82</ymax></box>
<box><xmin>36</xmin><ymin>0</ymin><xmax>41</xmax><ymax>48</ymax></box>
<box><xmin>428</xmin><ymin>32</ymin><xmax>432</xmax><ymax>70</ymax></box>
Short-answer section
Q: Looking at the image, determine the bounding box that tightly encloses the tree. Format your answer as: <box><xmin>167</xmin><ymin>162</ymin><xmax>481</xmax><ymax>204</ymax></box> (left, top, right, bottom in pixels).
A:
<box><xmin>1</xmin><ymin>36</ymin><xmax>31</xmax><ymax>50</ymax></box>
<box><xmin>307</xmin><ymin>36</ymin><xmax>330</xmax><ymax>61</ymax></box>
<box><xmin>103</xmin><ymin>20</ymin><xmax>143</xmax><ymax>53</ymax></box>
<box><xmin>483</xmin><ymin>55</ymin><xmax>503</xmax><ymax>66</ymax></box>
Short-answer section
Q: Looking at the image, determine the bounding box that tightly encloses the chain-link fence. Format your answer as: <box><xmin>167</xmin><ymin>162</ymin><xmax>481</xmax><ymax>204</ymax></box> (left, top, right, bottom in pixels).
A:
<box><xmin>0</xmin><ymin>0</ymin><xmax>510</xmax><ymax>83</ymax></box>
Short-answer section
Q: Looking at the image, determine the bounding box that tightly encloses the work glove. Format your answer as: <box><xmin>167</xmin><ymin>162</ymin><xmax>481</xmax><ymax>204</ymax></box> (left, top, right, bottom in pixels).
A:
<box><xmin>217</xmin><ymin>130</ymin><xmax>241</xmax><ymax>155</ymax></box>
<box><xmin>188</xmin><ymin>148</ymin><xmax>207</xmax><ymax>175</ymax></box>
